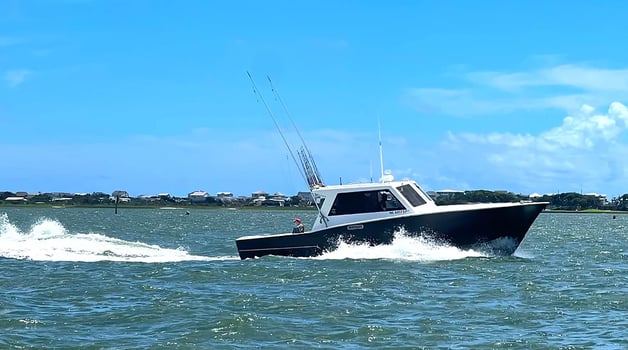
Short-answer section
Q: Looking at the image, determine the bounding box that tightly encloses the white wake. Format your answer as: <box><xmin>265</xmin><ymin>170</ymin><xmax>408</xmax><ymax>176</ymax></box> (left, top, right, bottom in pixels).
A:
<box><xmin>315</xmin><ymin>231</ymin><xmax>490</xmax><ymax>261</ymax></box>
<box><xmin>0</xmin><ymin>213</ymin><xmax>230</xmax><ymax>263</ymax></box>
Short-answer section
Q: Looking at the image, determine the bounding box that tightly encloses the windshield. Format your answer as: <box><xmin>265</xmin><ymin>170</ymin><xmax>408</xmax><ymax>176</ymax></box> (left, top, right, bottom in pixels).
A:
<box><xmin>397</xmin><ymin>184</ymin><xmax>427</xmax><ymax>207</ymax></box>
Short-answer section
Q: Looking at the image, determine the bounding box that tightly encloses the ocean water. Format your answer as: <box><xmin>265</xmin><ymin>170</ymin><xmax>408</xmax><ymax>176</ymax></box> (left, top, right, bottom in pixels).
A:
<box><xmin>0</xmin><ymin>207</ymin><xmax>626</xmax><ymax>349</ymax></box>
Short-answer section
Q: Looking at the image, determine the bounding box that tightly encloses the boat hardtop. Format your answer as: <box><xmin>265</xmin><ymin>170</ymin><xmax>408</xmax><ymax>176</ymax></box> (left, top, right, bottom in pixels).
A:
<box><xmin>316</xmin><ymin>179</ymin><xmax>543</xmax><ymax>231</ymax></box>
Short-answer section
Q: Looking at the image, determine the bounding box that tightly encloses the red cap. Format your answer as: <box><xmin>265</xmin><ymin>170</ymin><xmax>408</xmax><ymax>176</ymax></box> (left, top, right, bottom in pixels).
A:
<box><xmin>293</xmin><ymin>218</ymin><xmax>302</xmax><ymax>223</ymax></box>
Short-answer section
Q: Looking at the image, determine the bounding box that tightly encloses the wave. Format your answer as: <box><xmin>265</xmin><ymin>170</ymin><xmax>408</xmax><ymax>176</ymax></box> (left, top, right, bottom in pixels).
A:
<box><xmin>315</xmin><ymin>231</ymin><xmax>495</xmax><ymax>262</ymax></box>
<box><xmin>0</xmin><ymin>213</ymin><xmax>233</xmax><ymax>263</ymax></box>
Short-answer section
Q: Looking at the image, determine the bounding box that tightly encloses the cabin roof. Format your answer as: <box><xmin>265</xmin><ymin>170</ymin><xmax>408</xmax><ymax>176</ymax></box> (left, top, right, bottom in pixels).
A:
<box><xmin>313</xmin><ymin>180</ymin><xmax>415</xmax><ymax>193</ymax></box>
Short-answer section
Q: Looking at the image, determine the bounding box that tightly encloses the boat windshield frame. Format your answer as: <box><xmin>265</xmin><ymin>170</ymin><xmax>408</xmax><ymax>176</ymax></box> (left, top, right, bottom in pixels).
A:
<box><xmin>396</xmin><ymin>183</ymin><xmax>429</xmax><ymax>207</ymax></box>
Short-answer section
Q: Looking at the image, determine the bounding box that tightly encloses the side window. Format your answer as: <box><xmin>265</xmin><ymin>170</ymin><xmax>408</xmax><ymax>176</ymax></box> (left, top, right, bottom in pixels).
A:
<box><xmin>397</xmin><ymin>184</ymin><xmax>427</xmax><ymax>207</ymax></box>
<box><xmin>378</xmin><ymin>190</ymin><xmax>405</xmax><ymax>211</ymax></box>
<box><xmin>329</xmin><ymin>190</ymin><xmax>405</xmax><ymax>216</ymax></box>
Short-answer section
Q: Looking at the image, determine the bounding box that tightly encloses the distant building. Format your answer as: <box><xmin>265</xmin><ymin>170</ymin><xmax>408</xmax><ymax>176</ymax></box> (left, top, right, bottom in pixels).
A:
<box><xmin>585</xmin><ymin>192</ymin><xmax>608</xmax><ymax>205</ymax></box>
<box><xmin>252</xmin><ymin>197</ymin><xmax>286</xmax><ymax>207</ymax></box>
<box><xmin>188</xmin><ymin>190</ymin><xmax>210</xmax><ymax>203</ymax></box>
<box><xmin>4</xmin><ymin>196</ymin><xmax>27</xmax><ymax>203</ymax></box>
<box><xmin>137</xmin><ymin>194</ymin><xmax>157</xmax><ymax>200</ymax></box>
<box><xmin>263</xmin><ymin>198</ymin><xmax>285</xmax><ymax>206</ymax></box>
<box><xmin>51</xmin><ymin>192</ymin><xmax>75</xmax><ymax>199</ymax></box>
<box><xmin>216</xmin><ymin>192</ymin><xmax>233</xmax><ymax>198</ymax></box>
<box><xmin>434</xmin><ymin>189</ymin><xmax>464</xmax><ymax>198</ymax></box>
<box><xmin>112</xmin><ymin>190</ymin><xmax>130</xmax><ymax>198</ymax></box>
<box><xmin>297</xmin><ymin>191</ymin><xmax>314</xmax><ymax>205</ymax></box>
<box><xmin>111</xmin><ymin>190</ymin><xmax>131</xmax><ymax>203</ymax></box>
<box><xmin>270</xmin><ymin>192</ymin><xmax>288</xmax><ymax>200</ymax></box>
<box><xmin>252</xmin><ymin>190</ymin><xmax>268</xmax><ymax>199</ymax></box>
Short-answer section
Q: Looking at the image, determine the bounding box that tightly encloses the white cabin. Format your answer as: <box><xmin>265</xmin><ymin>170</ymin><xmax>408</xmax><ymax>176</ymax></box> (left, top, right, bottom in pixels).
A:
<box><xmin>310</xmin><ymin>180</ymin><xmax>436</xmax><ymax>231</ymax></box>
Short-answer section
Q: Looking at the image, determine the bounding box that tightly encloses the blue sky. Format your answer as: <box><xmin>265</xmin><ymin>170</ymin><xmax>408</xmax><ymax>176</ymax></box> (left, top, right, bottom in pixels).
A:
<box><xmin>2</xmin><ymin>0</ymin><xmax>628</xmax><ymax>198</ymax></box>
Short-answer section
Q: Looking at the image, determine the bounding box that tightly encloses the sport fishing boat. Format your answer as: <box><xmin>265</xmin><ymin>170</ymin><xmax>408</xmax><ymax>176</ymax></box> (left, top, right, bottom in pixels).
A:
<box><xmin>236</xmin><ymin>73</ymin><xmax>547</xmax><ymax>259</ymax></box>
<box><xmin>236</xmin><ymin>174</ymin><xmax>547</xmax><ymax>259</ymax></box>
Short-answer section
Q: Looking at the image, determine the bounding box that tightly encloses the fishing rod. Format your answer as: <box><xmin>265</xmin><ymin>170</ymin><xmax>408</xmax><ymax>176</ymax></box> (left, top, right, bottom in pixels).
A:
<box><xmin>267</xmin><ymin>76</ymin><xmax>324</xmax><ymax>188</ymax></box>
<box><xmin>246</xmin><ymin>71</ymin><xmax>328</xmax><ymax>226</ymax></box>
<box><xmin>246</xmin><ymin>71</ymin><xmax>307</xmax><ymax>187</ymax></box>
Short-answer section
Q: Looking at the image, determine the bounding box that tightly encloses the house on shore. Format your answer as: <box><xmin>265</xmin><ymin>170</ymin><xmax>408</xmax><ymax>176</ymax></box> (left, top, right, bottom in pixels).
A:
<box><xmin>432</xmin><ymin>189</ymin><xmax>464</xmax><ymax>198</ymax></box>
<box><xmin>188</xmin><ymin>190</ymin><xmax>210</xmax><ymax>203</ymax></box>
<box><xmin>4</xmin><ymin>196</ymin><xmax>27</xmax><ymax>203</ymax></box>
<box><xmin>251</xmin><ymin>190</ymin><xmax>268</xmax><ymax>199</ymax></box>
<box><xmin>111</xmin><ymin>190</ymin><xmax>131</xmax><ymax>203</ymax></box>
<box><xmin>297</xmin><ymin>191</ymin><xmax>314</xmax><ymax>205</ymax></box>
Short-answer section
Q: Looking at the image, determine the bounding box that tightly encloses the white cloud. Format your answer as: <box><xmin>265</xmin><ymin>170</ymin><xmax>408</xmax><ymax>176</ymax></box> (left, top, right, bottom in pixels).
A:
<box><xmin>4</xmin><ymin>69</ymin><xmax>32</xmax><ymax>87</ymax></box>
<box><xmin>609</xmin><ymin>101</ymin><xmax>628</xmax><ymax>126</ymax></box>
<box><xmin>540</xmin><ymin>102</ymin><xmax>628</xmax><ymax>150</ymax></box>
<box><xmin>466</xmin><ymin>65</ymin><xmax>628</xmax><ymax>92</ymax></box>
<box><xmin>407</xmin><ymin>63</ymin><xmax>628</xmax><ymax>116</ymax></box>
<box><xmin>433</xmin><ymin>102</ymin><xmax>628</xmax><ymax>195</ymax></box>
<box><xmin>404</xmin><ymin>88</ymin><xmax>534</xmax><ymax>116</ymax></box>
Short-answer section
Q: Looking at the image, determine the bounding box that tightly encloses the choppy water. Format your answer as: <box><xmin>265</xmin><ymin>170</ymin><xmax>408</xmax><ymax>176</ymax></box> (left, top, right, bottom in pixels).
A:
<box><xmin>0</xmin><ymin>207</ymin><xmax>626</xmax><ymax>349</ymax></box>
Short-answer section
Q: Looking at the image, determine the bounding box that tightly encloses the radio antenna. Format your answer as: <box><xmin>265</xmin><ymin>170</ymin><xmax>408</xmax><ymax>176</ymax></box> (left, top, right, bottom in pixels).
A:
<box><xmin>378</xmin><ymin>117</ymin><xmax>385</xmax><ymax>182</ymax></box>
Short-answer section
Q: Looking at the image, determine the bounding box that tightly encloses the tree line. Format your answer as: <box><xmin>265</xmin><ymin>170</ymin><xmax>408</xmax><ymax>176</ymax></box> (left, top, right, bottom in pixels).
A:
<box><xmin>0</xmin><ymin>191</ymin><xmax>308</xmax><ymax>207</ymax></box>
<box><xmin>3</xmin><ymin>190</ymin><xmax>628</xmax><ymax>211</ymax></box>
<box><xmin>434</xmin><ymin>190</ymin><xmax>628</xmax><ymax>211</ymax></box>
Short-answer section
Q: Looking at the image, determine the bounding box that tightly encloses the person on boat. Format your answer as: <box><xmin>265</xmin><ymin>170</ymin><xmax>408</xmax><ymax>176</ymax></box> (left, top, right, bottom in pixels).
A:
<box><xmin>292</xmin><ymin>218</ymin><xmax>305</xmax><ymax>234</ymax></box>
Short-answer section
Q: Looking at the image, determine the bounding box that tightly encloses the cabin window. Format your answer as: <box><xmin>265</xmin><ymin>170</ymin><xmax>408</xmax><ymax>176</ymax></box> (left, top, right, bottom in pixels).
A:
<box><xmin>397</xmin><ymin>184</ymin><xmax>427</xmax><ymax>207</ymax></box>
<box><xmin>329</xmin><ymin>190</ymin><xmax>405</xmax><ymax>216</ymax></box>
<box><xmin>379</xmin><ymin>190</ymin><xmax>405</xmax><ymax>211</ymax></box>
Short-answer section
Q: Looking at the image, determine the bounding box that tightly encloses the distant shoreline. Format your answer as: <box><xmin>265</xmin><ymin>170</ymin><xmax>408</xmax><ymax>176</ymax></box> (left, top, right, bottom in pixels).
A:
<box><xmin>0</xmin><ymin>203</ymin><xmax>318</xmax><ymax>210</ymax></box>
<box><xmin>2</xmin><ymin>204</ymin><xmax>626</xmax><ymax>214</ymax></box>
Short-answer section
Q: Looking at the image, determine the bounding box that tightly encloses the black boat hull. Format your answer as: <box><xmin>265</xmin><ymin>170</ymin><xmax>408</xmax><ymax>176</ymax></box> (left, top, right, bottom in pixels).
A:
<box><xmin>236</xmin><ymin>202</ymin><xmax>547</xmax><ymax>259</ymax></box>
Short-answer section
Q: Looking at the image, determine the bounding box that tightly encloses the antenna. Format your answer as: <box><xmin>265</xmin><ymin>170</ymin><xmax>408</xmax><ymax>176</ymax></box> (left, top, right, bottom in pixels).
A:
<box><xmin>378</xmin><ymin>117</ymin><xmax>385</xmax><ymax>182</ymax></box>
<box><xmin>378</xmin><ymin>117</ymin><xmax>394</xmax><ymax>183</ymax></box>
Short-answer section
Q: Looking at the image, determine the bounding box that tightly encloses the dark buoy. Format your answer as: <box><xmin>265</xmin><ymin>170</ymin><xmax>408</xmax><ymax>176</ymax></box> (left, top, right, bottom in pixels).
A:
<box><xmin>612</xmin><ymin>215</ymin><xmax>616</xmax><ymax>220</ymax></box>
